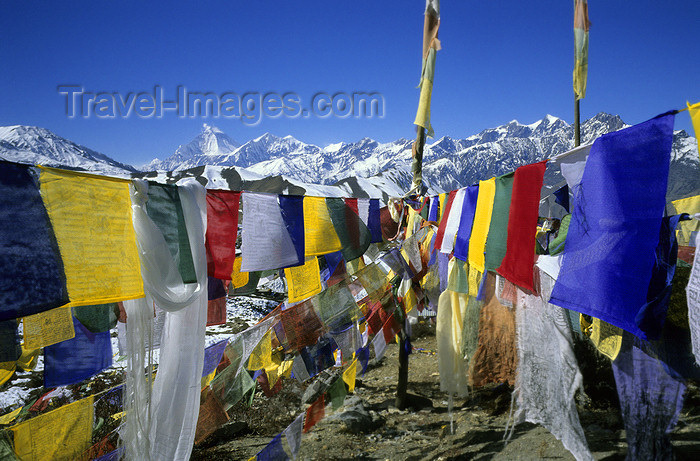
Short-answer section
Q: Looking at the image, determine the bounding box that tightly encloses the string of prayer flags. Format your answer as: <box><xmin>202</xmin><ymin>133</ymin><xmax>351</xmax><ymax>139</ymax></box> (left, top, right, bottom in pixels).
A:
<box><xmin>43</xmin><ymin>315</ymin><xmax>112</xmax><ymax>387</ymax></box>
<box><xmin>283</xmin><ymin>413</ymin><xmax>304</xmax><ymax>460</ymax></box>
<box><xmin>343</xmin><ymin>359</ymin><xmax>358</xmax><ymax>393</ymax></box>
<box><xmin>256</xmin><ymin>432</ymin><xmax>288</xmax><ymax>461</ymax></box>
<box><xmin>22</xmin><ymin>305</ymin><xmax>75</xmax><ymax>350</ymax></box>
<box><xmin>573</xmin><ymin>0</ymin><xmax>590</xmax><ymax>100</ymax></box>
<box><xmin>550</xmin><ymin>112</ymin><xmax>676</xmax><ymax>340</ymax></box>
<box><xmin>484</xmin><ymin>172</ymin><xmax>515</xmax><ymax>271</ymax></box>
<box><xmin>303</xmin><ymin>394</ymin><xmax>325</xmax><ymax>433</ymax></box>
<box><xmin>304</xmin><ymin>196</ymin><xmax>342</xmax><ymax>256</ymax></box>
<box><xmin>11</xmin><ymin>395</ymin><xmax>94</xmax><ymax>461</ymax></box>
<box><xmin>497</xmin><ymin>161</ymin><xmax>547</xmax><ymax>291</ymax></box>
<box><xmin>0</xmin><ymin>320</ymin><xmax>20</xmax><ymax>363</ymax></box>
<box><xmin>468</xmin><ymin>178</ymin><xmax>496</xmax><ymax>273</ymax></box>
<box><xmin>39</xmin><ymin>167</ymin><xmax>144</xmax><ymax>306</ymax></box>
<box><xmin>0</xmin><ymin>162</ymin><xmax>68</xmax><ymax>321</ymax></box>
<box><xmin>453</xmin><ymin>185</ymin><xmax>479</xmax><ymax>261</ymax></box>
<box><xmin>146</xmin><ymin>182</ymin><xmax>197</xmax><ymax>283</ymax></box>
<box><xmin>285</xmin><ymin>257</ymin><xmax>323</xmax><ymax>303</ymax></box>
<box><xmin>241</xmin><ymin>192</ymin><xmax>304</xmax><ymax>271</ymax></box>
<box><xmin>205</xmin><ymin>190</ymin><xmax>241</xmax><ymax>279</ymax></box>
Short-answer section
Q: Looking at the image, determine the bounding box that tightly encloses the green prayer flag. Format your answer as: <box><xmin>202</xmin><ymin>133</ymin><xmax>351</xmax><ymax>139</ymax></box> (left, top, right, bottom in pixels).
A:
<box><xmin>146</xmin><ymin>182</ymin><xmax>197</xmax><ymax>283</ymax></box>
<box><xmin>72</xmin><ymin>303</ymin><xmax>118</xmax><ymax>333</ymax></box>
<box><xmin>326</xmin><ymin>198</ymin><xmax>371</xmax><ymax>262</ymax></box>
<box><xmin>327</xmin><ymin>377</ymin><xmax>347</xmax><ymax>411</ymax></box>
<box><xmin>484</xmin><ymin>173</ymin><xmax>515</xmax><ymax>271</ymax></box>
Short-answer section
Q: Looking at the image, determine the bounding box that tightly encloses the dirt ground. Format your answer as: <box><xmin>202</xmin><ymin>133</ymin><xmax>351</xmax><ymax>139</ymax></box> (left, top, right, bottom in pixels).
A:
<box><xmin>190</xmin><ymin>320</ymin><xmax>700</xmax><ymax>461</ymax></box>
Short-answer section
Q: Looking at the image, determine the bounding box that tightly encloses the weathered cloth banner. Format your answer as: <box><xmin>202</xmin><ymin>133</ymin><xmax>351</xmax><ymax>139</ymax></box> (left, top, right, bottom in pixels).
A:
<box><xmin>39</xmin><ymin>167</ymin><xmax>144</xmax><ymax>306</ymax></box>
<box><xmin>484</xmin><ymin>172</ymin><xmax>515</xmax><ymax>271</ymax></box>
<box><xmin>11</xmin><ymin>395</ymin><xmax>94</xmax><ymax>461</ymax></box>
<box><xmin>205</xmin><ymin>190</ymin><xmax>241</xmax><ymax>279</ymax></box>
<box><xmin>0</xmin><ymin>162</ymin><xmax>68</xmax><ymax>321</ymax></box>
<box><xmin>44</xmin><ymin>315</ymin><xmax>112</xmax><ymax>387</ymax></box>
<box><xmin>497</xmin><ymin>161</ymin><xmax>547</xmax><ymax>291</ymax></box>
<box><xmin>241</xmin><ymin>193</ymin><xmax>303</xmax><ymax>271</ymax></box>
<box><xmin>512</xmin><ymin>272</ymin><xmax>594</xmax><ymax>461</ymax></box>
<box><xmin>612</xmin><ymin>332</ymin><xmax>686</xmax><ymax>460</ymax></box>
<box><xmin>550</xmin><ymin>113</ymin><xmax>675</xmax><ymax>340</ymax></box>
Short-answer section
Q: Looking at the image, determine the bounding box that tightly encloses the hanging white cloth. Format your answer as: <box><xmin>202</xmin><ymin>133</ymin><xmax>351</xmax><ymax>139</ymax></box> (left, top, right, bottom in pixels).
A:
<box><xmin>510</xmin><ymin>269</ymin><xmax>593</xmax><ymax>461</ymax></box>
<box><xmin>123</xmin><ymin>179</ymin><xmax>208</xmax><ymax>461</ymax></box>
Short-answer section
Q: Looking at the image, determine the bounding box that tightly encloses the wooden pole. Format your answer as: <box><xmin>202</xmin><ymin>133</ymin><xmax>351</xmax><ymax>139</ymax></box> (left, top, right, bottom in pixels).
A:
<box><xmin>574</xmin><ymin>97</ymin><xmax>581</xmax><ymax>147</ymax></box>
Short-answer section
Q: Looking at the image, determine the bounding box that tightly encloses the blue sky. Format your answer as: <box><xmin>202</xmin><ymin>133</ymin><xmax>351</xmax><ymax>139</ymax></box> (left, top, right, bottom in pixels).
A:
<box><xmin>1</xmin><ymin>1</ymin><xmax>698</xmax><ymax>166</ymax></box>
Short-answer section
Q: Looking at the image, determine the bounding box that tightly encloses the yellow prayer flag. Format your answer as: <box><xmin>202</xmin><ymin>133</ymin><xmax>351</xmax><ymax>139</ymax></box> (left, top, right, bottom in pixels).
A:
<box><xmin>16</xmin><ymin>348</ymin><xmax>40</xmax><ymax>371</ymax></box>
<box><xmin>343</xmin><ymin>359</ymin><xmax>357</xmax><ymax>393</ymax></box>
<box><xmin>11</xmin><ymin>395</ymin><xmax>94</xmax><ymax>461</ymax></box>
<box><xmin>345</xmin><ymin>257</ymin><xmax>365</xmax><ymax>276</ymax></box>
<box><xmin>22</xmin><ymin>306</ymin><xmax>75</xmax><ymax>350</ymax></box>
<box><xmin>39</xmin><ymin>167</ymin><xmax>144</xmax><ymax>306</ymax></box>
<box><xmin>688</xmin><ymin>102</ymin><xmax>700</xmax><ymax>158</ymax></box>
<box><xmin>438</xmin><ymin>193</ymin><xmax>448</xmax><ymax>223</ymax></box>
<box><xmin>581</xmin><ymin>315</ymin><xmax>623</xmax><ymax>361</ymax></box>
<box><xmin>267</xmin><ymin>358</ymin><xmax>293</xmax><ymax>389</ymax></box>
<box><xmin>303</xmin><ymin>196</ymin><xmax>342</xmax><ymax>256</ymax></box>
<box><xmin>201</xmin><ymin>371</ymin><xmax>216</xmax><ymax>390</ymax></box>
<box><xmin>247</xmin><ymin>329</ymin><xmax>272</xmax><ymax>371</ymax></box>
<box><xmin>230</xmin><ymin>257</ymin><xmax>249</xmax><ymax>289</ymax></box>
<box><xmin>0</xmin><ymin>406</ymin><xmax>22</xmax><ymax>425</ymax></box>
<box><xmin>0</xmin><ymin>362</ymin><xmax>15</xmax><ymax>387</ymax></box>
<box><xmin>468</xmin><ymin>178</ymin><xmax>496</xmax><ymax>272</ymax></box>
<box><xmin>468</xmin><ymin>266</ymin><xmax>481</xmax><ymax>298</ymax></box>
<box><xmin>573</xmin><ymin>0</ymin><xmax>590</xmax><ymax>100</ymax></box>
<box><xmin>285</xmin><ymin>257</ymin><xmax>323</xmax><ymax>303</ymax></box>
<box><xmin>672</xmin><ymin>194</ymin><xmax>700</xmax><ymax>246</ymax></box>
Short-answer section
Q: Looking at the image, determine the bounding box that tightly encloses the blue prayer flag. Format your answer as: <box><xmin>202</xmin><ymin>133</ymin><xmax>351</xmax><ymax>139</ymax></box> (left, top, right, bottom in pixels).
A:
<box><xmin>549</xmin><ymin>112</ymin><xmax>675</xmax><ymax>340</ymax></box>
<box><xmin>453</xmin><ymin>185</ymin><xmax>479</xmax><ymax>262</ymax></box>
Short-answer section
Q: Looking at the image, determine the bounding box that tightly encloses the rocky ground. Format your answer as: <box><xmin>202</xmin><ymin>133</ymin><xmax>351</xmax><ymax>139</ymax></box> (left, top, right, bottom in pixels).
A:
<box><xmin>191</xmin><ymin>320</ymin><xmax>700</xmax><ymax>461</ymax></box>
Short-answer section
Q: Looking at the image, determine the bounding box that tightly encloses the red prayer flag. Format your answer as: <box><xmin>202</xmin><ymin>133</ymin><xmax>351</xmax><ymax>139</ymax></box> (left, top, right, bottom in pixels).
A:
<box><xmin>433</xmin><ymin>190</ymin><xmax>457</xmax><ymax>251</ymax></box>
<box><xmin>205</xmin><ymin>190</ymin><xmax>240</xmax><ymax>279</ymax></box>
<box><xmin>303</xmin><ymin>394</ymin><xmax>325</xmax><ymax>433</ymax></box>
<box><xmin>497</xmin><ymin>161</ymin><xmax>547</xmax><ymax>291</ymax></box>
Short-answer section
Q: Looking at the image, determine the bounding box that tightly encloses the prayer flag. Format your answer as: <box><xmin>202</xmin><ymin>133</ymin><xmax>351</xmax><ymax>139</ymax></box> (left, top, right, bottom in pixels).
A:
<box><xmin>372</xmin><ymin>328</ymin><xmax>387</xmax><ymax>361</ymax></box>
<box><xmin>207</xmin><ymin>277</ymin><xmax>228</xmax><ymax>326</ymax></box>
<box><xmin>283</xmin><ymin>413</ymin><xmax>304</xmax><ymax>460</ymax></box>
<box><xmin>39</xmin><ymin>167</ymin><xmax>143</xmax><ymax>306</ymax></box>
<box><xmin>304</xmin><ymin>196</ymin><xmax>342</xmax><ymax>256</ymax></box>
<box><xmin>0</xmin><ymin>362</ymin><xmax>15</xmax><ymax>387</ymax></box>
<box><xmin>671</xmin><ymin>194</ymin><xmax>700</xmax><ymax>246</ymax></box>
<box><xmin>205</xmin><ymin>190</ymin><xmax>241</xmax><ymax>279</ymax></box>
<box><xmin>550</xmin><ymin>113</ymin><xmax>675</xmax><ymax>340</ymax></box>
<box><xmin>326</xmin><ymin>197</ymin><xmax>370</xmax><ymax>262</ymax></box>
<box><xmin>201</xmin><ymin>339</ymin><xmax>228</xmax><ymax>388</ymax></box>
<box><xmin>428</xmin><ymin>195</ymin><xmax>439</xmax><ymax>222</ymax></box>
<box><xmin>241</xmin><ymin>193</ymin><xmax>303</xmax><ymax>271</ymax></box>
<box><xmin>11</xmin><ymin>395</ymin><xmax>94</xmax><ymax>461</ymax></box>
<box><xmin>433</xmin><ymin>190</ymin><xmax>457</xmax><ymax>252</ymax></box>
<box><xmin>453</xmin><ymin>185</ymin><xmax>479</xmax><ymax>262</ymax></box>
<box><xmin>439</xmin><ymin>188</ymin><xmax>466</xmax><ymax>254</ymax></box>
<box><xmin>328</xmin><ymin>377</ymin><xmax>347</xmax><ymax>410</ymax></box>
<box><xmin>0</xmin><ymin>162</ymin><xmax>68</xmax><ymax>321</ymax></box>
<box><xmin>497</xmin><ymin>161</ymin><xmax>547</xmax><ymax>291</ymax></box>
<box><xmin>230</xmin><ymin>257</ymin><xmax>251</xmax><ymax>289</ymax></box>
<box><xmin>484</xmin><ymin>172</ymin><xmax>515</xmax><ymax>271</ymax></box>
<box><xmin>257</xmin><ymin>433</ymin><xmax>288</xmax><ymax>461</ymax></box>
<box><xmin>194</xmin><ymin>388</ymin><xmax>229</xmax><ymax>445</ymax></box>
<box><xmin>280</xmin><ymin>298</ymin><xmax>324</xmax><ymax>352</ymax></box>
<box><xmin>573</xmin><ymin>0</ymin><xmax>590</xmax><ymax>100</ymax></box>
<box><xmin>146</xmin><ymin>182</ymin><xmax>197</xmax><ymax>283</ymax></box>
<box><xmin>71</xmin><ymin>303</ymin><xmax>118</xmax><ymax>333</ymax></box>
<box><xmin>303</xmin><ymin>394</ymin><xmax>325</xmax><ymax>433</ymax></box>
<box><xmin>468</xmin><ymin>178</ymin><xmax>496</xmax><ymax>272</ymax></box>
<box><xmin>414</xmin><ymin>0</ymin><xmax>440</xmax><ymax>137</ymax></box>
<box><xmin>285</xmin><ymin>257</ymin><xmax>323</xmax><ymax>303</ymax></box>
<box><xmin>553</xmin><ymin>184</ymin><xmax>570</xmax><ymax>212</ymax></box>
<box><xmin>22</xmin><ymin>306</ymin><xmax>75</xmax><ymax>350</ymax></box>
<box><xmin>343</xmin><ymin>359</ymin><xmax>357</xmax><ymax>393</ymax></box>
<box><xmin>44</xmin><ymin>315</ymin><xmax>112</xmax><ymax>387</ymax></box>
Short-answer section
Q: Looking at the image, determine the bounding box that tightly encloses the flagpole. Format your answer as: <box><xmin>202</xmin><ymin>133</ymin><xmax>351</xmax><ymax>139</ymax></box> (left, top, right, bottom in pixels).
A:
<box><xmin>574</xmin><ymin>97</ymin><xmax>581</xmax><ymax>147</ymax></box>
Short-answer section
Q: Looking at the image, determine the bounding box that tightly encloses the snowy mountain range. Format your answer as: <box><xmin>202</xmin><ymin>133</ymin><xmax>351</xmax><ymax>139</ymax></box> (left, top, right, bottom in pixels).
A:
<box><xmin>1</xmin><ymin>113</ymin><xmax>698</xmax><ymax>202</ymax></box>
